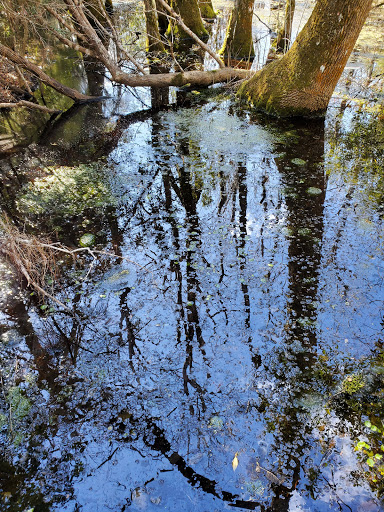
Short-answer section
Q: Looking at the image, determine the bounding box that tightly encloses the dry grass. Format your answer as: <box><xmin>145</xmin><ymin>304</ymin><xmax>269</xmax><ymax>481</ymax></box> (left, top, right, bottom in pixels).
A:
<box><xmin>0</xmin><ymin>216</ymin><xmax>150</xmax><ymax>318</ymax></box>
<box><xmin>0</xmin><ymin>216</ymin><xmax>74</xmax><ymax>311</ymax></box>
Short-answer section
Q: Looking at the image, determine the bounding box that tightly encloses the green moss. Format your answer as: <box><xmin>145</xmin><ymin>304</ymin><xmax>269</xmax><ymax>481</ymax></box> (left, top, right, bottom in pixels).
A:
<box><xmin>341</xmin><ymin>374</ymin><xmax>365</xmax><ymax>394</ymax></box>
<box><xmin>8</xmin><ymin>387</ymin><xmax>31</xmax><ymax>421</ymax></box>
<box><xmin>198</xmin><ymin>0</ymin><xmax>216</xmax><ymax>20</ymax></box>
<box><xmin>17</xmin><ymin>164</ymin><xmax>116</xmax><ymax>223</ymax></box>
<box><xmin>171</xmin><ymin>72</ymin><xmax>186</xmax><ymax>87</ymax></box>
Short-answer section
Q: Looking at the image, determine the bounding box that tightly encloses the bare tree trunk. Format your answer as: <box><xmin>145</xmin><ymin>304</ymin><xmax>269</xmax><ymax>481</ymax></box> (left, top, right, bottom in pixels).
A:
<box><xmin>275</xmin><ymin>0</ymin><xmax>295</xmax><ymax>53</ymax></box>
<box><xmin>219</xmin><ymin>0</ymin><xmax>255</xmax><ymax>64</ymax></box>
<box><xmin>238</xmin><ymin>0</ymin><xmax>373</xmax><ymax>117</ymax></box>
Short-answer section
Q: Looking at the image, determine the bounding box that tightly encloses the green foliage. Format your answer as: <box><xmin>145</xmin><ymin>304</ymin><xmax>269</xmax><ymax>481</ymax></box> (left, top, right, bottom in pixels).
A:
<box><xmin>17</xmin><ymin>164</ymin><xmax>116</xmax><ymax>225</ymax></box>
<box><xmin>79</xmin><ymin>233</ymin><xmax>96</xmax><ymax>247</ymax></box>
<box><xmin>291</xmin><ymin>158</ymin><xmax>306</xmax><ymax>166</ymax></box>
<box><xmin>7</xmin><ymin>386</ymin><xmax>31</xmax><ymax>421</ymax></box>
<box><xmin>355</xmin><ymin>420</ymin><xmax>384</xmax><ymax>495</ymax></box>
<box><xmin>341</xmin><ymin>374</ymin><xmax>365</xmax><ymax>394</ymax></box>
<box><xmin>306</xmin><ymin>187</ymin><xmax>322</xmax><ymax>196</ymax></box>
<box><xmin>208</xmin><ymin>415</ymin><xmax>224</xmax><ymax>432</ymax></box>
<box><xmin>0</xmin><ymin>413</ymin><xmax>7</xmax><ymax>429</ymax></box>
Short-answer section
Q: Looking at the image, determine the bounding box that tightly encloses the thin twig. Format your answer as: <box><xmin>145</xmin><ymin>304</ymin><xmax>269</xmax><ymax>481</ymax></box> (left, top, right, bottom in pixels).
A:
<box><xmin>156</xmin><ymin>0</ymin><xmax>225</xmax><ymax>68</ymax></box>
<box><xmin>0</xmin><ymin>100</ymin><xmax>61</xmax><ymax>114</ymax></box>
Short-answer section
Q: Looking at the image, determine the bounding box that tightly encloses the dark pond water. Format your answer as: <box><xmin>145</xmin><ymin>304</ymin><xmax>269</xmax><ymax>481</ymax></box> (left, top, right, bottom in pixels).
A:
<box><xmin>1</xmin><ymin>4</ymin><xmax>384</xmax><ymax>512</ymax></box>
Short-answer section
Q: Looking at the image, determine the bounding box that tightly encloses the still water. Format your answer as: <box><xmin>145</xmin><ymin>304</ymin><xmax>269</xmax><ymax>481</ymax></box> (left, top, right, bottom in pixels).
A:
<box><xmin>1</xmin><ymin>92</ymin><xmax>384</xmax><ymax>511</ymax></box>
<box><xmin>1</xmin><ymin>4</ymin><xmax>384</xmax><ymax>511</ymax></box>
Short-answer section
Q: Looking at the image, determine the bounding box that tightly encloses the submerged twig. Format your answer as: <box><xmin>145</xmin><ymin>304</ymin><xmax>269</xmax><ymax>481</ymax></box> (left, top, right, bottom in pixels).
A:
<box><xmin>0</xmin><ymin>217</ymin><xmax>153</xmax><ymax>321</ymax></box>
<box><xmin>255</xmin><ymin>461</ymin><xmax>285</xmax><ymax>485</ymax></box>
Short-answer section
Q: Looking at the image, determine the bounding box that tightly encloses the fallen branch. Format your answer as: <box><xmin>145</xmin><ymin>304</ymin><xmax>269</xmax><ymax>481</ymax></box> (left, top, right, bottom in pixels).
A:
<box><xmin>0</xmin><ymin>100</ymin><xmax>61</xmax><ymax>114</ymax></box>
<box><xmin>111</xmin><ymin>66</ymin><xmax>252</xmax><ymax>88</ymax></box>
<box><xmin>0</xmin><ymin>42</ymin><xmax>95</xmax><ymax>102</ymax></box>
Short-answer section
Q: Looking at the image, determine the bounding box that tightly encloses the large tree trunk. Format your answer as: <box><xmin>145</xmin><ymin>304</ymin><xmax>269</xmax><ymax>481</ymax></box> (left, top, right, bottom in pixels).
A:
<box><xmin>166</xmin><ymin>0</ymin><xmax>209</xmax><ymax>47</ymax></box>
<box><xmin>143</xmin><ymin>0</ymin><xmax>166</xmax><ymax>53</ymax></box>
<box><xmin>198</xmin><ymin>0</ymin><xmax>216</xmax><ymax>21</ymax></box>
<box><xmin>220</xmin><ymin>0</ymin><xmax>255</xmax><ymax>63</ymax></box>
<box><xmin>238</xmin><ymin>0</ymin><xmax>373</xmax><ymax>117</ymax></box>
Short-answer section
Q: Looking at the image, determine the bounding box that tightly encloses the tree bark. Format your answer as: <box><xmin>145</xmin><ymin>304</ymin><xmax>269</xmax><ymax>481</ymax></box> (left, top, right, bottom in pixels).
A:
<box><xmin>238</xmin><ymin>0</ymin><xmax>373</xmax><ymax>117</ymax></box>
<box><xmin>275</xmin><ymin>0</ymin><xmax>295</xmax><ymax>53</ymax></box>
<box><xmin>165</xmin><ymin>0</ymin><xmax>209</xmax><ymax>46</ymax></box>
<box><xmin>143</xmin><ymin>0</ymin><xmax>166</xmax><ymax>53</ymax></box>
<box><xmin>219</xmin><ymin>0</ymin><xmax>255</xmax><ymax>63</ymax></box>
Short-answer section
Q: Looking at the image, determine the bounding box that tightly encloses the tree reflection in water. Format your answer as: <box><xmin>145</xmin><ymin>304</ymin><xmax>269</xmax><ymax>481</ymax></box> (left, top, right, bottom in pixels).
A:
<box><xmin>0</xmin><ymin>103</ymin><xmax>382</xmax><ymax>512</ymax></box>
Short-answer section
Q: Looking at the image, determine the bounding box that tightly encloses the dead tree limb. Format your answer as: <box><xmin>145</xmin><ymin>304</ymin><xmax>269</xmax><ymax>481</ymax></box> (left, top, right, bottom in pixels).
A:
<box><xmin>111</xmin><ymin>66</ymin><xmax>251</xmax><ymax>87</ymax></box>
<box><xmin>0</xmin><ymin>100</ymin><xmax>61</xmax><ymax>113</ymax></box>
<box><xmin>0</xmin><ymin>43</ymin><xmax>95</xmax><ymax>102</ymax></box>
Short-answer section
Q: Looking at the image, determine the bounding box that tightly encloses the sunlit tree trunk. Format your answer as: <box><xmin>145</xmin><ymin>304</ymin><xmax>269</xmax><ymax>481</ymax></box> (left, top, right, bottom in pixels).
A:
<box><xmin>238</xmin><ymin>0</ymin><xmax>373</xmax><ymax>117</ymax></box>
<box><xmin>144</xmin><ymin>0</ymin><xmax>166</xmax><ymax>53</ymax></box>
<box><xmin>275</xmin><ymin>0</ymin><xmax>295</xmax><ymax>53</ymax></box>
<box><xmin>198</xmin><ymin>0</ymin><xmax>216</xmax><ymax>20</ymax></box>
<box><xmin>166</xmin><ymin>0</ymin><xmax>209</xmax><ymax>47</ymax></box>
<box><xmin>219</xmin><ymin>0</ymin><xmax>255</xmax><ymax>63</ymax></box>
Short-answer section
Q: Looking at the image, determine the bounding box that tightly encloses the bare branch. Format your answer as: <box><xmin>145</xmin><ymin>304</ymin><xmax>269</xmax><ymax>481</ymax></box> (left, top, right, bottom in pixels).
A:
<box><xmin>156</xmin><ymin>0</ymin><xmax>226</xmax><ymax>68</ymax></box>
<box><xmin>0</xmin><ymin>42</ymin><xmax>95</xmax><ymax>102</ymax></box>
<box><xmin>44</xmin><ymin>4</ymin><xmax>90</xmax><ymax>42</ymax></box>
<box><xmin>0</xmin><ymin>100</ymin><xmax>61</xmax><ymax>114</ymax></box>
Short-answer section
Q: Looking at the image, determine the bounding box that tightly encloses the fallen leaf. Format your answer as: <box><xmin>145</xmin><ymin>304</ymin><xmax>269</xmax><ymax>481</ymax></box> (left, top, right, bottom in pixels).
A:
<box><xmin>232</xmin><ymin>452</ymin><xmax>239</xmax><ymax>471</ymax></box>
